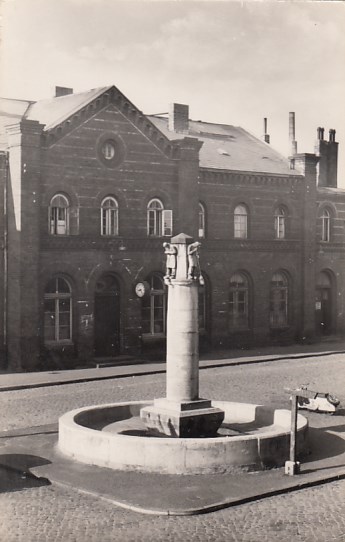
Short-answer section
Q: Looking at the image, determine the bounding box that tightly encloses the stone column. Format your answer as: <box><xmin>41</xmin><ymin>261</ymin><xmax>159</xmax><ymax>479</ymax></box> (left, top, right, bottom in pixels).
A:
<box><xmin>166</xmin><ymin>234</ymin><xmax>199</xmax><ymax>402</ymax></box>
<box><xmin>140</xmin><ymin>234</ymin><xmax>224</xmax><ymax>438</ymax></box>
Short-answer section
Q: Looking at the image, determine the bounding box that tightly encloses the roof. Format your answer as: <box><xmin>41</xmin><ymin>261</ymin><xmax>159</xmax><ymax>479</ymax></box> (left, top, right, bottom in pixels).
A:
<box><xmin>0</xmin><ymin>86</ymin><xmax>300</xmax><ymax>176</ymax></box>
<box><xmin>149</xmin><ymin>116</ymin><xmax>299</xmax><ymax>176</ymax></box>
<box><xmin>25</xmin><ymin>86</ymin><xmax>111</xmax><ymax>130</ymax></box>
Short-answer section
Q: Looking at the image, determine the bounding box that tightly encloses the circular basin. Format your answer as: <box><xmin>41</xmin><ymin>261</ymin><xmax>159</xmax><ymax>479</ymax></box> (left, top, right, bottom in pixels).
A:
<box><xmin>58</xmin><ymin>400</ymin><xmax>308</xmax><ymax>475</ymax></box>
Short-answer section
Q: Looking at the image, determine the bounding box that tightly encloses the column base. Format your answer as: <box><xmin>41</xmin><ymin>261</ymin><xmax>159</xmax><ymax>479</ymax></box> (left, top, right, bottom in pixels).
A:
<box><xmin>140</xmin><ymin>398</ymin><xmax>224</xmax><ymax>438</ymax></box>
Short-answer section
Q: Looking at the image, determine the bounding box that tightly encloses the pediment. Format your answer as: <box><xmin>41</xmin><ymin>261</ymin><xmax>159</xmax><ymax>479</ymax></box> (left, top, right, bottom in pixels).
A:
<box><xmin>41</xmin><ymin>85</ymin><xmax>178</xmax><ymax>159</ymax></box>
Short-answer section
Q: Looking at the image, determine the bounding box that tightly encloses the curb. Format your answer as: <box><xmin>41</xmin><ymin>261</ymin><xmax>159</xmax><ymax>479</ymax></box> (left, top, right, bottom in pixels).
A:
<box><xmin>0</xmin><ymin>349</ymin><xmax>344</xmax><ymax>392</ymax></box>
<box><xmin>48</xmin><ymin>467</ymin><xmax>345</xmax><ymax>516</ymax></box>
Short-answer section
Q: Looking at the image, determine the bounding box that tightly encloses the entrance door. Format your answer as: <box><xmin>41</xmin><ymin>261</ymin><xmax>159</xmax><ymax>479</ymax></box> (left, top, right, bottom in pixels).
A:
<box><xmin>94</xmin><ymin>275</ymin><xmax>120</xmax><ymax>357</ymax></box>
<box><xmin>316</xmin><ymin>272</ymin><xmax>333</xmax><ymax>335</ymax></box>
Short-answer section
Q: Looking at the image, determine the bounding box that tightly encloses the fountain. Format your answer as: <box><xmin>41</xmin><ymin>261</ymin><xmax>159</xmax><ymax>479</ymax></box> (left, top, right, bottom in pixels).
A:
<box><xmin>58</xmin><ymin>234</ymin><xmax>308</xmax><ymax>475</ymax></box>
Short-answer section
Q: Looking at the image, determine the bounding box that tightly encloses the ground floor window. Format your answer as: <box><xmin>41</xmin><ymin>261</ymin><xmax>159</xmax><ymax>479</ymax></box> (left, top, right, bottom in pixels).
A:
<box><xmin>142</xmin><ymin>274</ymin><xmax>166</xmax><ymax>336</ymax></box>
<box><xmin>270</xmin><ymin>272</ymin><xmax>288</xmax><ymax>328</ymax></box>
<box><xmin>229</xmin><ymin>273</ymin><xmax>249</xmax><ymax>330</ymax></box>
<box><xmin>44</xmin><ymin>277</ymin><xmax>72</xmax><ymax>342</ymax></box>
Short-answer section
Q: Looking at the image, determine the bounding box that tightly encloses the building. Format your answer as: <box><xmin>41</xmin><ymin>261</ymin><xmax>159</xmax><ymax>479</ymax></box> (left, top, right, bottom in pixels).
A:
<box><xmin>0</xmin><ymin>84</ymin><xmax>344</xmax><ymax>371</ymax></box>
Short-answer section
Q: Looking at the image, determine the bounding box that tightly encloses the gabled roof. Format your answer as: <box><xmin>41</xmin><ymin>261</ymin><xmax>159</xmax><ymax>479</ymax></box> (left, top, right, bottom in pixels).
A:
<box><xmin>149</xmin><ymin>116</ymin><xmax>298</xmax><ymax>176</ymax></box>
<box><xmin>25</xmin><ymin>86</ymin><xmax>111</xmax><ymax>130</ymax></box>
<box><xmin>0</xmin><ymin>86</ymin><xmax>301</xmax><ymax>177</ymax></box>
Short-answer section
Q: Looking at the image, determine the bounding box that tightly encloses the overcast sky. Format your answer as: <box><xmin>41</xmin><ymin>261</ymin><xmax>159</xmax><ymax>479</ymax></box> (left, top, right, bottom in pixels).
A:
<box><xmin>1</xmin><ymin>0</ymin><xmax>344</xmax><ymax>185</ymax></box>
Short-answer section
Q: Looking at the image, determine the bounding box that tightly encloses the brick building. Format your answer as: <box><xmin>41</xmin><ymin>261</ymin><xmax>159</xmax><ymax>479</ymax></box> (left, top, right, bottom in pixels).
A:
<box><xmin>0</xmin><ymin>84</ymin><xmax>344</xmax><ymax>371</ymax></box>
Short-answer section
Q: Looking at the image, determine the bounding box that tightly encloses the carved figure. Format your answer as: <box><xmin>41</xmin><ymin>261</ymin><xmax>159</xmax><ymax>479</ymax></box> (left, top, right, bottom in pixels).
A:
<box><xmin>187</xmin><ymin>242</ymin><xmax>201</xmax><ymax>280</ymax></box>
<box><xmin>163</xmin><ymin>242</ymin><xmax>177</xmax><ymax>279</ymax></box>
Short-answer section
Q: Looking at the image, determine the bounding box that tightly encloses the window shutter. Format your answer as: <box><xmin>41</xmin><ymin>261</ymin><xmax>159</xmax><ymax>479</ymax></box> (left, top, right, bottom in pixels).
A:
<box><xmin>162</xmin><ymin>210</ymin><xmax>173</xmax><ymax>237</ymax></box>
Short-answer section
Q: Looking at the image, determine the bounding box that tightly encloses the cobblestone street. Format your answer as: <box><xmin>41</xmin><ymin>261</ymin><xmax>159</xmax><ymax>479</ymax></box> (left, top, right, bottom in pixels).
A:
<box><xmin>1</xmin><ymin>353</ymin><xmax>345</xmax><ymax>541</ymax></box>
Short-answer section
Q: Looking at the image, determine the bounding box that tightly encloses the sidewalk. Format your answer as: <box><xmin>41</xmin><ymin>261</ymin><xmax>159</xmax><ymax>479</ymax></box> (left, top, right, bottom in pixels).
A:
<box><xmin>0</xmin><ymin>338</ymin><xmax>344</xmax><ymax>392</ymax></box>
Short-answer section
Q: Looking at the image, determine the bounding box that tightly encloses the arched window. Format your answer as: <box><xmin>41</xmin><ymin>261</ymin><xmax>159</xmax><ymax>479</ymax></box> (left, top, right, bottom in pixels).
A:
<box><xmin>229</xmin><ymin>273</ymin><xmax>249</xmax><ymax>330</ymax></box>
<box><xmin>44</xmin><ymin>277</ymin><xmax>72</xmax><ymax>342</ymax></box>
<box><xmin>274</xmin><ymin>206</ymin><xmax>286</xmax><ymax>239</ymax></box>
<box><xmin>142</xmin><ymin>274</ymin><xmax>166</xmax><ymax>336</ymax></box>
<box><xmin>101</xmin><ymin>197</ymin><xmax>118</xmax><ymax>236</ymax></box>
<box><xmin>198</xmin><ymin>203</ymin><xmax>206</xmax><ymax>238</ymax></box>
<box><xmin>270</xmin><ymin>272</ymin><xmax>288</xmax><ymax>328</ymax></box>
<box><xmin>49</xmin><ymin>194</ymin><xmax>69</xmax><ymax>235</ymax></box>
<box><xmin>147</xmin><ymin>199</ymin><xmax>163</xmax><ymax>237</ymax></box>
<box><xmin>147</xmin><ymin>199</ymin><xmax>173</xmax><ymax>237</ymax></box>
<box><xmin>320</xmin><ymin>208</ymin><xmax>331</xmax><ymax>242</ymax></box>
<box><xmin>234</xmin><ymin>204</ymin><xmax>248</xmax><ymax>239</ymax></box>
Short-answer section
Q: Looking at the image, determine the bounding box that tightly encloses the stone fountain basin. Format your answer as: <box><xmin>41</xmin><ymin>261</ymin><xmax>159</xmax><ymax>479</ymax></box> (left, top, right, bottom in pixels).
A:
<box><xmin>58</xmin><ymin>400</ymin><xmax>308</xmax><ymax>475</ymax></box>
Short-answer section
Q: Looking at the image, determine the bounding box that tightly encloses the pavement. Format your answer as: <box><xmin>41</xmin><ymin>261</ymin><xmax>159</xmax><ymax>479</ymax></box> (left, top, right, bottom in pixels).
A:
<box><xmin>0</xmin><ymin>337</ymin><xmax>344</xmax><ymax>392</ymax></box>
<box><xmin>1</xmin><ymin>338</ymin><xmax>345</xmax><ymax>517</ymax></box>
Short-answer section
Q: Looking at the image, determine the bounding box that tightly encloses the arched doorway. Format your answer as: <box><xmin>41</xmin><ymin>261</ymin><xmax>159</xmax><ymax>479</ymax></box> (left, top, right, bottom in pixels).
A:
<box><xmin>316</xmin><ymin>271</ymin><xmax>334</xmax><ymax>335</ymax></box>
<box><xmin>94</xmin><ymin>274</ymin><xmax>120</xmax><ymax>357</ymax></box>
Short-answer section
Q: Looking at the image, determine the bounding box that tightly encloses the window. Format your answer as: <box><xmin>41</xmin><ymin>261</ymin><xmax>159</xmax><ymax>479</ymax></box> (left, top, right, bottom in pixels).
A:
<box><xmin>44</xmin><ymin>277</ymin><xmax>72</xmax><ymax>342</ymax></box>
<box><xmin>270</xmin><ymin>272</ymin><xmax>288</xmax><ymax>328</ymax></box>
<box><xmin>199</xmin><ymin>203</ymin><xmax>206</xmax><ymax>238</ymax></box>
<box><xmin>320</xmin><ymin>208</ymin><xmax>331</xmax><ymax>242</ymax></box>
<box><xmin>234</xmin><ymin>204</ymin><xmax>248</xmax><ymax>239</ymax></box>
<box><xmin>101</xmin><ymin>140</ymin><xmax>116</xmax><ymax>161</ymax></box>
<box><xmin>101</xmin><ymin>197</ymin><xmax>118</xmax><ymax>236</ymax></box>
<box><xmin>229</xmin><ymin>273</ymin><xmax>249</xmax><ymax>330</ymax></box>
<box><xmin>142</xmin><ymin>274</ymin><xmax>166</xmax><ymax>336</ymax></box>
<box><xmin>274</xmin><ymin>206</ymin><xmax>286</xmax><ymax>239</ymax></box>
<box><xmin>147</xmin><ymin>199</ymin><xmax>173</xmax><ymax>237</ymax></box>
<box><xmin>49</xmin><ymin>194</ymin><xmax>69</xmax><ymax>235</ymax></box>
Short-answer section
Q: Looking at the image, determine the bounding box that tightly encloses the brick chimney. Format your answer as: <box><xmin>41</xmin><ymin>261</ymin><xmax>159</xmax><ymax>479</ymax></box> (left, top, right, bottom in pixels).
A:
<box><xmin>314</xmin><ymin>127</ymin><xmax>338</xmax><ymax>187</ymax></box>
<box><xmin>169</xmin><ymin>103</ymin><xmax>189</xmax><ymax>133</ymax></box>
<box><xmin>55</xmin><ymin>86</ymin><xmax>73</xmax><ymax>97</ymax></box>
<box><xmin>289</xmin><ymin>112</ymin><xmax>298</xmax><ymax>155</ymax></box>
<box><xmin>263</xmin><ymin>117</ymin><xmax>270</xmax><ymax>144</ymax></box>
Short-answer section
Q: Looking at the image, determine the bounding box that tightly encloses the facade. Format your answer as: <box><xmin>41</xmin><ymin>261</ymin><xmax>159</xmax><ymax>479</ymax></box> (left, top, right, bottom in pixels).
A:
<box><xmin>0</xmin><ymin>85</ymin><xmax>344</xmax><ymax>371</ymax></box>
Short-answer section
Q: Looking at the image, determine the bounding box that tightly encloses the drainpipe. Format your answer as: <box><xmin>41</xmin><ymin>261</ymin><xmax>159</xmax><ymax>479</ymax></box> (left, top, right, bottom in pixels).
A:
<box><xmin>3</xmin><ymin>153</ymin><xmax>8</xmax><ymax>366</ymax></box>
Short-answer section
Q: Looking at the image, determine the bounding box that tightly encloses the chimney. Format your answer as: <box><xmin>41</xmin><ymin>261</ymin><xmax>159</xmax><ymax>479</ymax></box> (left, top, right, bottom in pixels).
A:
<box><xmin>169</xmin><ymin>103</ymin><xmax>189</xmax><ymax>133</ymax></box>
<box><xmin>315</xmin><ymin>127</ymin><xmax>338</xmax><ymax>187</ymax></box>
<box><xmin>263</xmin><ymin>117</ymin><xmax>270</xmax><ymax>144</ymax></box>
<box><xmin>55</xmin><ymin>86</ymin><xmax>73</xmax><ymax>97</ymax></box>
<box><xmin>289</xmin><ymin>112</ymin><xmax>298</xmax><ymax>155</ymax></box>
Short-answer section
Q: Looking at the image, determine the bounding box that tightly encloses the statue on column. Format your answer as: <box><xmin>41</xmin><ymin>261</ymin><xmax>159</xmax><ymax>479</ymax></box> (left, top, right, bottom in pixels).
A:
<box><xmin>163</xmin><ymin>242</ymin><xmax>177</xmax><ymax>280</ymax></box>
<box><xmin>187</xmin><ymin>242</ymin><xmax>204</xmax><ymax>284</ymax></box>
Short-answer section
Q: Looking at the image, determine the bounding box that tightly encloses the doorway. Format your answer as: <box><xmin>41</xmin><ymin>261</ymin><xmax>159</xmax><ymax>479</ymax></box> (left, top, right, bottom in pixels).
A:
<box><xmin>316</xmin><ymin>271</ymin><xmax>333</xmax><ymax>335</ymax></box>
<box><xmin>94</xmin><ymin>274</ymin><xmax>120</xmax><ymax>357</ymax></box>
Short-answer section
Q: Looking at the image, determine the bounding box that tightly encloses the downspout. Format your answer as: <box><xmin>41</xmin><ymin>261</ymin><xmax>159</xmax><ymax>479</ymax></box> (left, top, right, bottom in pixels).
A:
<box><xmin>3</xmin><ymin>153</ymin><xmax>8</xmax><ymax>366</ymax></box>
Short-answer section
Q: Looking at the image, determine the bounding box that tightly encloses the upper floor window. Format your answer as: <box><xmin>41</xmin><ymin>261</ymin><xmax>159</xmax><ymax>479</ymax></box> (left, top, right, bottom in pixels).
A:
<box><xmin>234</xmin><ymin>204</ymin><xmax>248</xmax><ymax>239</ymax></box>
<box><xmin>229</xmin><ymin>272</ymin><xmax>249</xmax><ymax>330</ymax></box>
<box><xmin>274</xmin><ymin>206</ymin><xmax>286</xmax><ymax>239</ymax></box>
<box><xmin>270</xmin><ymin>272</ymin><xmax>288</xmax><ymax>328</ymax></box>
<box><xmin>320</xmin><ymin>208</ymin><xmax>331</xmax><ymax>242</ymax></box>
<box><xmin>44</xmin><ymin>277</ymin><xmax>72</xmax><ymax>343</ymax></box>
<box><xmin>198</xmin><ymin>203</ymin><xmax>206</xmax><ymax>238</ymax></box>
<box><xmin>49</xmin><ymin>194</ymin><xmax>69</xmax><ymax>235</ymax></box>
<box><xmin>147</xmin><ymin>199</ymin><xmax>172</xmax><ymax>237</ymax></box>
<box><xmin>101</xmin><ymin>197</ymin><xmax>118</xmax><ymax>236</ymax></box>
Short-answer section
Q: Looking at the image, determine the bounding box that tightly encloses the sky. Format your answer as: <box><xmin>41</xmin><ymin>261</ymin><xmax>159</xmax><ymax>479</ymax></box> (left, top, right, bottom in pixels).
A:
<box><xmin>1</xmin><ymin>0</ymin><xmax>344</xmax><ymax>185</ymax></box>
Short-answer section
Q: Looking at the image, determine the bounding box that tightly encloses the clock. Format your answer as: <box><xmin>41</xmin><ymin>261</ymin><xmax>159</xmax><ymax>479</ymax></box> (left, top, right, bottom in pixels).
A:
<box><xmin>135</xmin><ymin>281</ymin><xmax>150</xmax><ymax>298</ymax></box>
